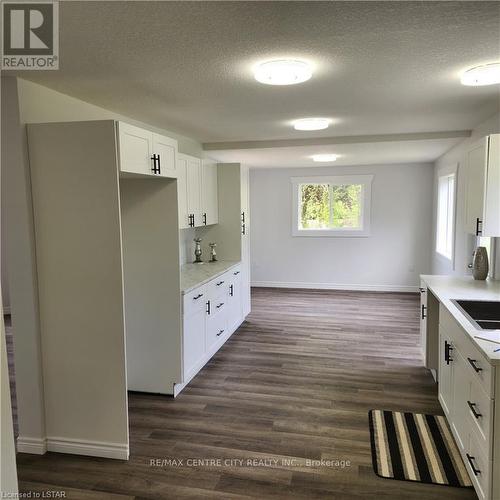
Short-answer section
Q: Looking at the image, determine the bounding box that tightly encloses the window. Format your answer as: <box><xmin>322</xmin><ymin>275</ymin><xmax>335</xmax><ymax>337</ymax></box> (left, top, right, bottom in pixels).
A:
<box><xmin>291</xmin><ymin>175</ymin><xmax>373</xmax><ymax>237</ymax></box>
<box><xmin>436</xmin><ymin>173</ymin><xmax>456</xmax><ymax>260</ymax></box>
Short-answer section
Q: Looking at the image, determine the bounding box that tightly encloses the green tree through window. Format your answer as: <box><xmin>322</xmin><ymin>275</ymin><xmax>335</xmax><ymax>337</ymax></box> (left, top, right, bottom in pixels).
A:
<box><xmin>300</xmin><ymin>183</ymin><xmax>363</xmax><ymax>229</ymax></box>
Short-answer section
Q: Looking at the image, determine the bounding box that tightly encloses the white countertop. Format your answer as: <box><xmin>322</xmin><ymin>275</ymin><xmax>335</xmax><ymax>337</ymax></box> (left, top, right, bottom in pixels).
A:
<box><xmin>421</xmin><ymin>275</ymin><xmax>500</xmax><ymax>365</ymax></box>
<box><xmin>181</xmin><ymin>260</ymin><xmax>240</xmax><ymax>294</ymax></box>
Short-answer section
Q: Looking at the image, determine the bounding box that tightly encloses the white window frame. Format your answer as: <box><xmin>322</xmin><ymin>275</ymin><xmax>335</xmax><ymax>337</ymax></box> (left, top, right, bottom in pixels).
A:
<box><xmin>291</xmin><ymin>174</ymin><xmax>373</xmax><ymax>237</ymax></box>
<box><xmin>435</xmin><ymin>167</ymin><xmax>457</xmax><ymax>263</ymax></box>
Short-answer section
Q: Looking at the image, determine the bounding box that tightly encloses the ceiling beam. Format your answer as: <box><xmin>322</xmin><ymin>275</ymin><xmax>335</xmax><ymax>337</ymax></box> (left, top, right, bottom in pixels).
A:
<box><xmin>203</xmin><ymin>130</ymin><xmax>471</xmax><ymax>151</ymax></box>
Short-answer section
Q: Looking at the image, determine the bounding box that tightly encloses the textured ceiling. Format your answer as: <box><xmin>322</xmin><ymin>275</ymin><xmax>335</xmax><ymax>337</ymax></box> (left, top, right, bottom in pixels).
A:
<box><xmin>14</xmin><ymin>0</ymin><xmax>500</xmax><ymax>148</ymax></box>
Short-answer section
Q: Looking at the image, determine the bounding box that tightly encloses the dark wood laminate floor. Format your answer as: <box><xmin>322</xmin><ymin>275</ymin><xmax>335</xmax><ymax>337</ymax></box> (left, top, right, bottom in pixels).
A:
<box><xmin>14</xmin><ymin>288</ymin><xmax>477</xmax><ymax>499</ymax></box>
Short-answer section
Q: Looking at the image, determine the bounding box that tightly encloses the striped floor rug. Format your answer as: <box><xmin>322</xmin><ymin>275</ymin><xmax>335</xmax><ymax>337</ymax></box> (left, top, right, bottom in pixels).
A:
<box><xmin>369</xmin><ymin>410</ymin><xmax>472</xmax><ymax>488</ymax></box>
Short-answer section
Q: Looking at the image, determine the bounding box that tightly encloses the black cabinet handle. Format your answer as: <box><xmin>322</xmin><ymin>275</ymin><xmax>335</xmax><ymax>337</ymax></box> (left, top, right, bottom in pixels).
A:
<box><xmin>466</xmin><ymin>454</ymin><xmax>481</xmax><ymax>476</ymax></box>
<box><xmin>151</xmin><ymin>154</ymin><xmax>160</xmax><ymax>174</ymax></box>
<box><xmin>216</xmin><ymin>302</ymin><xmax>224</xmax><ymax>309</ymax></box>
<box><xmin>193</xmin><ymin>293</ymin><xmax>203</xmax><ymax>300</ymax></box>
<box><xmin>233</xmin><ymin>271</ymin><xmax>240</xmax><ymax>276</ymax></box>
<box><xmin>203</xmin><ymin>213</ymin><xmax>207</xmax><ymax>225</ymax></box>
<box><xmin>242</xmin><ymin>223</ymin><xmax>246</xmax><ymax>235</ymax></box>
<box><xmin>419</xmin><ymin>287</ymin><xmax>426</xmax><ymax>293</ymax></box>
<box><xmin>188</xmin><ymin>214</ymin><xmax>194</xmax><ymax>227</ymax></box>
<box><xmin>421</xmin><ymin>304</ymin><xmax>427</xmax><ymax>319</ymax></box>
<box><xmin>217</xmin><ymin>329</ymin><xmax>224</xmax><ymax>337</ymax></box>
<box><xmin>476</xmin><ymin>218</ymin><xmax>483</xmax><ymax>236</ymax></box>
<box><xmin>157</xmin><ymin>154</ymin><xmax>161</xmax><ymax>174</ymax></box>
<box><xmin>467</xmin><ymin>358</ymin><xmax>483</xmax><ymax>373</ymax></box>
<box><xmin>206</xmin><ymin>300</ymin><xmax>211</xmax><ymax>315</ymax></box>
<box><xmin>467</xmin><ymin>401</ymin><xmax>483</xmax><ymax>419</ymax></box>
<box><xmin>229</xmin><ymin>284</ymin><xmax>234</xmax><ymax>297</ymax></box>
<box><xmin>216</xmin><ymin>281</ymin><xmax>224</xmax><ymax>286</ymax></box>
<box><xmin>445</xmin><ymin>340</ymin><xmax>453</xmax><ymax>365</ymax></box>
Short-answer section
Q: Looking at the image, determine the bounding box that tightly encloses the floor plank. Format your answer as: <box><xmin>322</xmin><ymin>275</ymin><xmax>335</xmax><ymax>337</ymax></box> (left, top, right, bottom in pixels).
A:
<box><xmin>12</xmin><ymin>288</ymin><xmax>477</xmax><ymax>499</ymax></box>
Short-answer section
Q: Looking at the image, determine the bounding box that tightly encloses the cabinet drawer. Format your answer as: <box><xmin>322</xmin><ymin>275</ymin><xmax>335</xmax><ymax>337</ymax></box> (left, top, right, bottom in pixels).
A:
<box><xmin>466</xmin><ymin>427</ymin><xmax>491</xmax><ymax>500</ymax></box>
<box><xmin>208</xmin><ymin>296</ymin><xmax>227</xmax><ymax>318</ymax></box>
<box><xmin>184</xmin><ymin>285</ymin><xmax>208</xmax><ymax>318</ymax></box>
<box><xmin>467</xmin><ymin>377</ymin><xmax>494</xmax><ymax>454</ymax></box>
<box><xmin>440</xmin><ymin>305</ymin><xmax>495</xmax><ymax>396</ymax></box>
<box><xmin>207</xmin><ymin>272</ymin><xmax>232</xmax><ymax>299</ymax></box>
<box><xmin>206</xmin><ymin>311</ymin><xmax>227</xmax><ymax>351</ymax></box>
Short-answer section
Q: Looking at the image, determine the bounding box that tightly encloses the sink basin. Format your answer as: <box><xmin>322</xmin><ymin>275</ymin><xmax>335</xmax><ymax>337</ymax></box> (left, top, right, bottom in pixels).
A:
<box><xmin>452</xmin><ymin>300</ymin><xmax>500</xmax><ymax>330</ymax></box>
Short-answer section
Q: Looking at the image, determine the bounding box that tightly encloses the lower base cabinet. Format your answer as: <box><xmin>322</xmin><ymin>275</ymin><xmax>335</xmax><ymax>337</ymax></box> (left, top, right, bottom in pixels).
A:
<box><xmin>438</xmin><ymin>305</ymin><xmax>498</xmax><ymax>500</ymax></box>
<box><xmin>180</xmin><ymin>265</ymin><xmax>245</xmax><ymax>393</ymax></box>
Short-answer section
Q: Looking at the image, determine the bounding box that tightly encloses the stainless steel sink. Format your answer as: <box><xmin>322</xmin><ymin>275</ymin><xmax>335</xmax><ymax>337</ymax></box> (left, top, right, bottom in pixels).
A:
<box><xmin>452</xmin><ymin>300</ymin><xmax>500</xmax><ymax>331</ymax></box>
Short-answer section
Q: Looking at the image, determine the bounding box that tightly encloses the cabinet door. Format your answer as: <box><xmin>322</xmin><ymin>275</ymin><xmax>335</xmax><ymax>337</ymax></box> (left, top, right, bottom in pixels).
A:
<box><xmin>227</xmin><ymin>273</ymin><xmax>242</xmax><ymax>332</ymax></box>
<box><xmin>240</xmin><ymin>166</ymin><xmax>251</xmax><ymax>317</ymax></box>
<box><xmin>483</xmin><ymin>134</ymin><xmax>500</xmax><ymax>236</ymax></box>
<box><xmin>420</xmin><ymin>283</ymin><xmax>427</xmax><ymax>364</ymax></box>
<box><xmin>451</xmin><ymin>349</ymin><xmax>471</xmax><ymax>451</ymax></box>
<box><xmin>153</xmin><ymin>133</ymin><xmax>178</xmax><ymax>178</ymax></box>
<box><xmin>117</xmin><ymin>122</ymin><xmax>154</xmax><ymax>176</ymax></box>
<box><xmin>201</xmin><ymin>160</ymin><xmax>218</xmax><ymax>226</ymax></box>
<box><xmin>186</xmin><ymin>157</ymin><xmax>202</xmax><ymax>227</ymax></box>
<box><xmin>464</xmin><ymin>137</ymin><xmax>488</xmax><ymax>235</ymax></box>
<box><xmin>177</xmin><ymin>155</ymin><xmax>189</xmax><ymax>229</ymax></box>
<box><xmin>438</xmin><ymin>330</ymin><xmax>454</xmax><ymax>418</ymax></box>
<box><xmin>183</xmin><ymin>307</ymin><xmax>206</xmax><ymax>379</ymax></box>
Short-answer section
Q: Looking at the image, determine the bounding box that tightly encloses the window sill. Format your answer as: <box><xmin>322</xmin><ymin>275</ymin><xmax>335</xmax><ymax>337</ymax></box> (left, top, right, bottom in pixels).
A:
<box><xmin>292</xmin><ymin>229</ymin><xmax>371</xmax><ymax>238</ymax></box>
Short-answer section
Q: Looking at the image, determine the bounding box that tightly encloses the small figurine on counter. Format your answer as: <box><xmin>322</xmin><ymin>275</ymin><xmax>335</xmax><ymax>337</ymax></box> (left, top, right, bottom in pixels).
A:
<box><xmin>209</xmin><ymin>242</ymin><xmax>217</xmax><ymax>262</ymax></box>
<box><xmin>193</xmin><ymin>237</ymin><xmax>203</xmax><ymax>263</ymax></box>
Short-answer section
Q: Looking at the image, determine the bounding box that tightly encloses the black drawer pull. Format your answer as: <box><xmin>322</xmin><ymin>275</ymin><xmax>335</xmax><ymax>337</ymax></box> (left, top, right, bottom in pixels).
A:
<box><xmin>444</xmin><ymin>340</ymin><xmax>453</xmax><ymax>365</ymax></box>
<box><xmin>216</xmin><ymin>302</ymin><xmax>224</xmax><ymax>309</ymax></box>
<box><xmin>467</xmin><ymin>358</ymin><xmax>483</xmax><ymax>373</ymax></box>
<box><xmin>421</xmin><ymin>304</ymin><xmax>427</xmax><ymax>319</ymax></box>
<box><xmin>229</xmin><ymin>284</ymin><xmax>234</xmax><ymax>297</ymax></box>
<box><xmin>466</xmin><ymin>454</ymin><xmax>481</xmax><ymax>476</ymax></box>
<box><xmin>233</xmin><ymin>271</ymin><xmax>240</xmax><ymax>275</ymax></box>
<box><xmin>216</xmin><ymin>281</ymin><xmax>224</xmax><ymax>286</ymax></box>
<box><xmin>203</xmin><ymin>213</ymin><xmax>207</xmax><ymax>225</ymax></box>
<box><xmin>419</xmin><ymin>287</ymin><xmax>426</xmax><ymax>293</ymax></box>
<box><xmin>206</xmin><ymin>301</ymin><xmax>211</xmax><ymax>315</ymax></box>
<box><xmin>193</xmin><ymin>293</ymin><xmax>203</xmax><ymax>300</ymax></box>
<box><xmin>467</xmin><ymin>401</ymin><xmax>482</xmax><ymax>419</ymax></box>
<box><xmin>217</xmin><ymin>329</ymin><xmax>224</xmax><ymax>337</ymax></box>
<box><xmin>476</xmin><ymin>218</ymin><xmax>483</xmax><ymax>236</ymax></box>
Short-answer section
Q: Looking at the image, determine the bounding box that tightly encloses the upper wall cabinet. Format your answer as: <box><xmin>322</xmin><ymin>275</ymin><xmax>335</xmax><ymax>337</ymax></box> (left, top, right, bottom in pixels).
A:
<box><xmin>186</xmin><ymin>155</ymin><xmax>203</xmax><ymax>227</ymax></box>
<box><xmin>117</xmin><ymin>122</ymin><xmax>178</xmax><ymax>178</ymax></box>
<box><xmin>202</xmin><ymin>159</ymin><xmax>219</xmax><ymax>226</ymax></box>
<box><xmin>464</xmin><ymin>134</ymin><xmax>500</xmax><ymax>237</ymax></box>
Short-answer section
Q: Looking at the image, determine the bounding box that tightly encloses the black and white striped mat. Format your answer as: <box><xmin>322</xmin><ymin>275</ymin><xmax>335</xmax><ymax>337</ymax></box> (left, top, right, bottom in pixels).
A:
<box><xmin>369</xmin><ymin>410</ymin><xmax>472</xmax><ymax>487</ymax></box>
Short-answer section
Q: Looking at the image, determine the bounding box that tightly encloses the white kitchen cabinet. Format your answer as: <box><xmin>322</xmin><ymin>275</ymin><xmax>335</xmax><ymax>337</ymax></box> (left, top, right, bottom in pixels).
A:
<box><xmin>117</xmin><ymin>122</ymin><xmax>154</xmax><ymax>176</ymax></box>
<box><xmin>240</xmin><ymin>165</ymin><xmax>251</xmax><ymax>317</ymax></box>
<box><xmin>227</xmin><ymin>270</ymin><xmax>242</xmax><ymax>332</ymax></box>
<box><xmin>177</xmin><ymin>154</ymin><xmax>189</xmax><ymax>229</ymax></box>
<box><xmin>438</xmin><ymin>329</ymin><xmax>454</xmax><ymax>418</ymax></box>
<box><xmin>186</xmin><ymin>156</ymin><xmax>203</xmax><ymax>227</ymax></box>
<box><xmin>117</xmin><ymin>122</ymin><xmax>178</xmax><ymax>179</ymax></box>
<box><xmin>464</xmin><ymin>134</ymin><xmax>500</xmax><ymax>236</ymax></box>
<box><xmin>419</xmin><ymin>282</ymin><xmax>439</xmax><ymax>373</ymax></box>
<box><xmin>153</xmin><ymin>133</ymin><xmax>178</xmax><ymax>178</ymax></box>
<box><xmin>183</xmin><ymin>306</ymin><xmax>207</xmax><ymax>380</ymax></box>
<box><xmin>201</xmin><ymin>159</ymin><xmax>219</xmax><ymax>226</ymax></box>
<box><xmin>451</xmin><ymin>349</ymin><xmax>471</xmax><ymax>450</ymax></box>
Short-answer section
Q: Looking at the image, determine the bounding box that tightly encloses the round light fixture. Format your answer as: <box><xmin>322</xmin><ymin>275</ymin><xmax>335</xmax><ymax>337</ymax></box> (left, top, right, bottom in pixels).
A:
<box><xmin>254</xmin><ymin>59</ymin><xmax>312</xmax><ymax>85</ymax></box>
<box><xmin>461</xmin><ymin>63</ymin><xmax>500</xmax><ymax>86</ymax></box>
<box><xmin>293</xmin><ymin>118</ymin><xmax>331</xmax><ymax>131</ymax></box>
<box><xmin>312</xmin><ymin>154</ymin><xmax>338</xmax><ymax>162</ymax></box>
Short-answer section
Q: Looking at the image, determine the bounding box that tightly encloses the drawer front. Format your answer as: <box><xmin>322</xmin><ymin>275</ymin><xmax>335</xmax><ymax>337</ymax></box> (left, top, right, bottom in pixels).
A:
<box><xmin>208</xmin><ymin>271</ymin><xmax>232</xmax><ymax>300</ymax></box>
<box><xmin>209</xmin><ymin>296</ymin><xmax>227</xmax><ymax>318</ymax></box>
<box><xmin>206</xmin><ymin>310</ymin><xmax>227</xmax><ymax>351</ymax></box>
<box><xmin>184</xmin><ymin>285</ymin><xmax>208</xmax><ymax>318</ymax></box>
<box><xmin>467</xmin><ymin>377</ymin><xmax>494</xmax><ymax>453</ymax></box>
<box><xmin>440</xmin><ymin>305</ymin><xmax>495</xmax><ymax>396</ymax></box>
<box><xmin>466</xmin><ymin>428</ymin><xmax>491</xmax><ymax>500</ymax></box>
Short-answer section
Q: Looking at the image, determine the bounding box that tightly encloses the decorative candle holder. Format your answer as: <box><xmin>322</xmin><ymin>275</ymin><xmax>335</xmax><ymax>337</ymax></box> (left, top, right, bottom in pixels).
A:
<box><xmin>193</xmin><ymin>237</ymin><xmax>203</xmax><ymax>264</ymax></box>
<box><xmin>209</xmin><ymin>243</ymin><xmax>217</xmax><ymax>262</ymax></box>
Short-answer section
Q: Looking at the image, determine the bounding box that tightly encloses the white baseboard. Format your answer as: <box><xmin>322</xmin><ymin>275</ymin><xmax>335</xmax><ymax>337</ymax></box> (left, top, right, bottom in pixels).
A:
<box><xmin>251</xmin><ymin>281</ymin><xmax>419</xmax><ymax>293</ymax></box>
<box><xmin>17</xmin><ymin>436</ymin><xmax>47</xmax><ymax>455</ymax></box>
<box><xmin>46</xmin><ymin>437</ymin><xmax>129</xmax><ymax>460</ymax></box>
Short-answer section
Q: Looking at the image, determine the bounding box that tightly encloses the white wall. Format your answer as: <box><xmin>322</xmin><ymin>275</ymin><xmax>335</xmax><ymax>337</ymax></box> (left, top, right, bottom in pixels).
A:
<box><xmin>250</xmin><ymin>163</ymin><xmax>433</xmax><ymax>292</ymax></box>
<box><xmin>432</xmin><ymin>113</ymin><xmax>500</xmax><ymax>278</ymax></box>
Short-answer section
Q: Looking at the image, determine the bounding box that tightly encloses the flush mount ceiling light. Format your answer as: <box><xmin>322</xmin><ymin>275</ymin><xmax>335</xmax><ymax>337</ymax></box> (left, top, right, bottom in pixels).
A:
<box><xmin>293</xmin><ymin>118</ymin><xmax>331</xmax><ymax>131</ymax></box>
<box><xmin>254</xmin><ymin>59</ymin><xmax>312</xmax><ymax>85</ymax></box>
<box><xmin>461</xmin><ymin>63</ymin><xmax>500</xmax><ymax>86</ymax></box>
<box><xmin>312</xmin><ymin>154</ymin><xmax>338</xmax><ymax>162</ymax></box>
